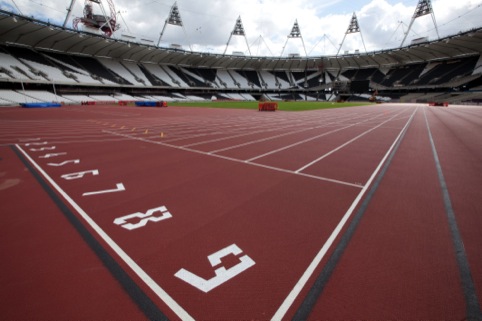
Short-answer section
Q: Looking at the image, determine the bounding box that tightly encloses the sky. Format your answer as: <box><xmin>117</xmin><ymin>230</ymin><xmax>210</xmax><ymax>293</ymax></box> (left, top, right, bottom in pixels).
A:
<box><xmin>1</xmin><ymin>0</ymin><xmax>481</xmax><ymax>56</ymax></box>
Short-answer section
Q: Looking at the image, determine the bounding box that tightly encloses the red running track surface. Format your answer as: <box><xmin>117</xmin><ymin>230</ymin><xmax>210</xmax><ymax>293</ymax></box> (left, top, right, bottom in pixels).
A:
<box><xmin>0</xmin><ymin>104</ymin><xmax>481</xmax><ymax>320</ymax></box>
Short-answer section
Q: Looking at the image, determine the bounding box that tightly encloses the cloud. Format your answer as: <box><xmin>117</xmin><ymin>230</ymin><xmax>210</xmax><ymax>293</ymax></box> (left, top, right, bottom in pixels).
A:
<box><xmin>2</xmin><ymin>0</ymin><xmax>481</xmax><ymax>56</ymax></box>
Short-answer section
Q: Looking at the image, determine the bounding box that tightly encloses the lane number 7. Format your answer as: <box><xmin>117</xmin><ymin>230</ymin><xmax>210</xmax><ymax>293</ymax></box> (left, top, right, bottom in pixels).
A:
<box><xmin>175</xmin><ymin>244</ymin><xmax>255</xmax><ymax>293</ymax></box>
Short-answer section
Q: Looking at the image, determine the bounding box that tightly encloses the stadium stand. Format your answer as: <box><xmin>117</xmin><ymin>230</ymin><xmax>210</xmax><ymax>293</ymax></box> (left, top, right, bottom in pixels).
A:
<box><xmin>1</xmin><ymin>10</ymin><xmax>482</xmax><ymax>105</ymax></box>
<box><xmin>0</xmin><ymin>89</ymin><xmax>42</xmax><ymax>104</ymax></box>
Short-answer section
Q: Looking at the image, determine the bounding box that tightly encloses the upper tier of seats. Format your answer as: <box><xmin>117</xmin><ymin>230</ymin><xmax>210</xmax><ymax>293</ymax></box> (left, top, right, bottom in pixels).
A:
<box><xmin>0</xmin><ymin>45</ymin><xmax>480</xmax><ymax>91</ymax></box>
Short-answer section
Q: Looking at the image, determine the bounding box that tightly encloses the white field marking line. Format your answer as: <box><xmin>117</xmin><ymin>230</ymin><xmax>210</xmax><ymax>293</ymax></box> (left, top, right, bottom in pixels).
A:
<box><xmin>207</xmin><ymin>121</ymin><xmax>345</xmax><ymax>154</ymax></box>
<box><xmin>180</xmin><ymin>121</ymin><xmax>323</xmax><ymax>148</ymax></box>
<box><xmin>2</xmin><ymin>138</ymin><xmax>130</xmax><ymax>147</ymax></box>
<box><xmin>295</xmin><ymin>109</ymin><xmax>407</xmax><ymax>173</ymax></box>
<box><xmin>104</xmin><ymin>130</ymin><xmax>362</xmax><ymax>189</ymax></box>
<box><xmin>161</xmin><ymin>131</ymin><xmax>227</xmax><ymax>143</ymax></box>
<box><xmin>179</xmin><ymin>114</ymin><xmax>357</xmax><ymax>148</ymax></box>
<box><xmin>271</xmin><ymin>106</ymin><xmax>418</xmax><ymax>320</ymax></box>
<box><xmin>15</xmin><ymin>145</ymin><xmax>195</xmax><ymax>321</ymax></box>
<box><xmin>246</xmin><ymin>112</ymin><xmax>391</xmax><ymax>163</ymax></box>
<box><xmin>7</xmin><ymin>133</ymin><xmax>132</xmax><ymax>140</ymax></box>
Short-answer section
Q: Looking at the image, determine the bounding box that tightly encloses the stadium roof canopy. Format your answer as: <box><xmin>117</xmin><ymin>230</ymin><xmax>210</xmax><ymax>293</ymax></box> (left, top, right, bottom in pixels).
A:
<box><xmin>1</xmin><ymin>10</ymin><xmax>481</xmax><ymax>71</ymax></box>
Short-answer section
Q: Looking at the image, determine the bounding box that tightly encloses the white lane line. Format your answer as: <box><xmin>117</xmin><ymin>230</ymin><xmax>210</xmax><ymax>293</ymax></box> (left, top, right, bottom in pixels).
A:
<box><xmin>271</xmin><ymin>106</ymin><xmax>418</xmax><ymax>320</ymax></box>
<box><xmin>15</xmin><ymin>145</ymin><xmax>194</xmax><ymax>321</ymax></box>
<box><xmin>180</xmin><ymin>113</ymin><xmax>363</xmax><ymax>148</ymax></box>
<box><xmin>208</xmin><ymin>122</ymin><xmax>341</xmax><ymax>154</ymax></box>
<box><xmin>181</xmin><ymin>122</ymin><xmax>319</xmax><ymax>148</ymax></box>
<box><xmin>104</xmin><ymin>130</ymin><xmax>363</xmax><ymax>189</ymax></box>
<box><xmin>295</xmin><ymin>109</ymin><xmax>408</xmax><ymax>173</ymax></box>
<box><xmin>246</xmin><ymin>112</ymin><xmax>389</xmax><ymax>163</ymax></box>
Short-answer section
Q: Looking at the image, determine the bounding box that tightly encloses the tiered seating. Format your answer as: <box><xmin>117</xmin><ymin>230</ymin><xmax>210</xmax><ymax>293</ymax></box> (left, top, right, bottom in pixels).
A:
<box><xmin>238</xmin><ymin>70</ymin><xmax>261</xmax><ymax>88</ymax></box>
<box><xmin>145</xmin><ymin>95</ymin><xmax>177</xmax><ymax>101</ymax></box>
<box><xmin>381</xmin><ymin>63</ymin><xmax>426</xmax><ymax>87</ymax></box>
<box><xmin>341</xmin><ymin>69</ymin><xmax>357</xmax><ymax>80</ymax></box>
<box><xmin>228</xmin><ymin>70</ymin><xmax>251</xmax><ymax>88</ymax></box>
<box><xmin>432</xmin><ymin>56</ymin><xmax>478</xmax><ymax>85</ymax></box>
<box><xmin>112</xmin><ymin>93</ymin><xmax>138</xmax><ymax>101</ymax></box>
<box><xmin>22</xmin><ymin>90</ymin><xmax>67</xmax><ymax>103</ymax></box>
<box><xmin>0</xmin><ymin>52</ymin><xmax>33</xmax><ymax>80</ymax></box>
<box><xmin>400</xmin><ymin>93</ymin><xmax>427</xmax><ymax>102</ymax></box>
<box><xmin>60</xmin><ymin>95</ymin><xmax>95</xmax><ymax>103</ymax></box>
<box><xmin>0</xmin><ymin>89</ymin><xmax>41</xmax><ymax>103</ymax></box>
<box><xmin>162</xmin><ymin>66</ymin><xmax>190</xmax><ymax>87</ymax></box>
<box><xmin>259</xmin><ymin>71</ymin><xmax>290</xmax><ymax>89</ymax></box>
<box><xmin>97</xmin><ymin>57</ymin><xmax>137</xmax><ymax>85</ymax></box>
<box><xmin>45</xmin><ymin>54</ymin><xmax>114</xmax><ymax>85</ymax></box>
<box><xmin>90</xmin><ymin>95</ymin><xmax>117</xmax><ymax>101</ymax></box>
<box><xmin>0</xmin><ymin>52</ymin><xmax>43</xmax><ymax>80</ymax></box>
<box><xmin>185</xmin><ymin>67</ymin><xmax>218</xmax><ymax>87</ymax></box>
<box><xmin>17</xmin><ymin>59</ymin><xmax>74</xmax><ymax>83</ymax></box>
<box><xmin>169</xmin><ymin>66</ymin><xmax>205</xmax><ymax>87</ymax></box>
<box><xmin>185</xmin><ymin>95</ymin><xmax>206</xmax><ymax>101</ymax></box>
<box><xmin>141</xmin><ymin>63</ymin><xmax>178</xmax><ymax>86</ymax></box>
<box><xmin>121</xmin><ymin>60</ymin><xmax>151</xmax><ymax>86</ymax></box>
<box><xmin>216</xmin><ymin>70</ymin><xmax>236</xmax><ymax>88</ymax></box>
<box><xmin>239</xmin><ymin>93</ymin><xmax>256</xmax><ymax>101</ymax></box>
<box><xmin>290</xmin><ymin>70</ymin><xmax>322</xmax><ymax>88</ymax></box>
<box><xmin>180</xmin><ymin>67</ymin><xmax>214</xmax><ymax>87</ymax></box>
<box><xmin>0</xmin><ymin>97</ymin><xmax>13</xmax><ymax>106</ymax></box>
<box><xmin>172</xmin><ymin>93</ymin><xmax>188</xmax><ymax>100</ymax></box>
<box><xmin>272</xmin><ymin>71</ymin><xmax>292</xmax><ymax>86</ymax></box>
<box><xmin>62</xmin><ymin>54</ymin><xmax>128</xmax><ymax>85</ymax></box>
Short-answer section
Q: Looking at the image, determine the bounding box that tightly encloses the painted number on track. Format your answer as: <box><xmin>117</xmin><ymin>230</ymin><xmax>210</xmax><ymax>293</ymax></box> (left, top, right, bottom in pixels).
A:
<box><xmin>175</xmin><ymin>244</ymin><xmax>255</xmax><ymax>293</ymax></box>
<box><xmin>114</xmin><ymin>206</ymin><xmax>172</xmax><ymax>230</ymax></box>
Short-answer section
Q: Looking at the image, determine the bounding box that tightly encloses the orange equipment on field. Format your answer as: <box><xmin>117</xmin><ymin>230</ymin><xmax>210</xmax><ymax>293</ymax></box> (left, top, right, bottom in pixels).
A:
<box><xmin>258</xmin><ymin>102</ymin><xmax>278</xmax><ymax>111</ymax></box>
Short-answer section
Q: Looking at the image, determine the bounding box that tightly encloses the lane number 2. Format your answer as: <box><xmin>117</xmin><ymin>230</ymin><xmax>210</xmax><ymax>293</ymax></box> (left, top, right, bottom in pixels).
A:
<box><xmin>175</xmin><ymin>244</ymin><xmax>255</xmax><ymax>293</ymax></box>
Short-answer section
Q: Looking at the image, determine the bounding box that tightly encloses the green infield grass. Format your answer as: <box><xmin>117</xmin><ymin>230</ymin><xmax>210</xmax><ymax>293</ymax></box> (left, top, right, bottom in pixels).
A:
<box><xmin>169</xmin><ymin>101</ymin><xmax>375</xmax><ymax>111</ymax></box>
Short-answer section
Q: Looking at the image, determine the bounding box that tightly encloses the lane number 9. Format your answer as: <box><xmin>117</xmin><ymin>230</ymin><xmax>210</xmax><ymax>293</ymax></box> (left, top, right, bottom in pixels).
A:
<box><xmin>175</xmin><ymin>244</ymin><xmax>255</xmax><ymax>293</ymax></box>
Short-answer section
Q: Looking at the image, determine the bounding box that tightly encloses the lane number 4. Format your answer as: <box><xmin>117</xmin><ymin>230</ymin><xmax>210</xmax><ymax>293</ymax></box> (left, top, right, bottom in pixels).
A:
<box><xmin>175</xmin><ymin>244</ymin><xmax>255</xmax><ymax>293</ymax></box>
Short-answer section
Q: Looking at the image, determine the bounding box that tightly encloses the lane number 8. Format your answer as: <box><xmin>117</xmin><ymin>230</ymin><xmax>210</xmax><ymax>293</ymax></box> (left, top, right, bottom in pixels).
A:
<box><xmin>114</xmin><ymin>206</ymin><xmax>172</xmax><ymax>230</ymax></box>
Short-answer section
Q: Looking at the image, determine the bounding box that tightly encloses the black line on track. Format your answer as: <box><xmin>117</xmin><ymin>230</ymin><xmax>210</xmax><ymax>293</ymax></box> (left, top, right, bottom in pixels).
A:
<box><xmin>11</xmin><ymin>145</ymin><xmax>169</xmax><ymax>321</ymax></box>
<box><xmin>423</xmin><ymin>109</ymin><xmax>482</xmax><ymax>321</ymax></box>
<box><xmin>292</xmin><ymin>108</ymin><xmax>416</xmax><ymax>320</ymax></box>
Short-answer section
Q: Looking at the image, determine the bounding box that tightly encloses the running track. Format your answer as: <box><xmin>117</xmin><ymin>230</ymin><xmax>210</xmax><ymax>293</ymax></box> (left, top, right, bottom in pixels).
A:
<box><xmin>0</xmin><ymin>103</ymin><xmax>481</xmax><ymax>320</ymax></box>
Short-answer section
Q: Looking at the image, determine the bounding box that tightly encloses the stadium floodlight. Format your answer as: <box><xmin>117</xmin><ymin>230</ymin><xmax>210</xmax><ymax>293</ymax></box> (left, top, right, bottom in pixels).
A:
<box><xmin>11</xmin><ymin>0</ymin><xmax>23</xmax><ymax>15</ymax></box>
<box><xmin>337</xmin><ymin>12</ymin><xmax>367</xmax><ymax>56</ymax></box>
<box><xmin>400</xmin><ymin>0</ymin><xmax>440</xmax><ymax>47</ymax></box>
<box><xmin>64</xmin><ymin>0</ymin><xmax>76</xmax><ymax>28</ymax></box>
<box><xmin>157</xmin><ymin>1</ymin><xmax>192</xmax><ymax>51</ymax></box>
<box><xmin>223</xmin><ymin>16</ymin><xmax>251</xmax><ymax>56</ymax></box>
<box><xmin>280</xmin><ymin>19</ymin><xmax>308</xmax><ymax>57</ymax></box>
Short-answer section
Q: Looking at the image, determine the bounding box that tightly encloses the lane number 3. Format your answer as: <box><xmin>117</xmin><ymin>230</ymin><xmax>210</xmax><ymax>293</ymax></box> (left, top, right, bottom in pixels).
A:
<box><xmin>175</xmin><ymin>244</ymin><xmax>255</xmax><ymax>293</ymax></box>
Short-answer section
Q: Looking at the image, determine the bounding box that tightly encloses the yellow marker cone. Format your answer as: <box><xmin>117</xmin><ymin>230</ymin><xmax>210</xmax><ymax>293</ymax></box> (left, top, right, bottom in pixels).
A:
<box><xmin>144</xmin><ymin>129</ymin><xmax>149</xmax><ymax>134</ymax></box>
<box><xmin>160</xmin><ymin>132</ymin><xmax>164</xmax><ymax>138</ymax></box>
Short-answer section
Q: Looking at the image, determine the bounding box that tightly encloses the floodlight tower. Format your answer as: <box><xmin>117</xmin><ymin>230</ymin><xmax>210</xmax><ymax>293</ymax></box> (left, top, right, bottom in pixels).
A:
<box><xmin>157</xmin><ymin>1</ymin><xmax>192</xmax><ymax>51</ymax></box>
<box><xmin>280</xmin><ymin>20</ymin><xmax>308</xmax><ymax>57</ymax></box>
<box><xmin>400</xmin><ymin>0</ymin><xmax>440</xmax><ymax>47</ymax></box>
<box><xmin>224</xmin><ymin>16</ymin><xmax>251</xmax><ymax>56</ymax></box>
<box><xmin>337</xmin><ymin>12</ymin><xmax>367</xmax><ymax>56</ymax></box>
<box><xmin>64</xmin><ymin>0</ymin><xmax>77</xmax><ymax>28</ymax></box>
<box><xmin>72</xmin><ymin>0</ymin><xmax>120</xmax><ymax>37</ymax></box>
